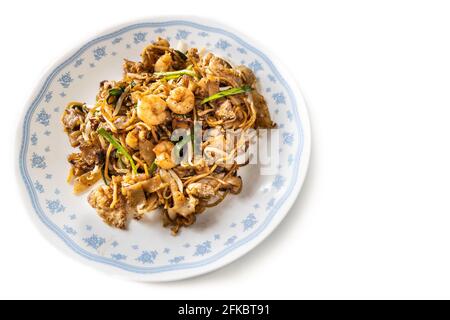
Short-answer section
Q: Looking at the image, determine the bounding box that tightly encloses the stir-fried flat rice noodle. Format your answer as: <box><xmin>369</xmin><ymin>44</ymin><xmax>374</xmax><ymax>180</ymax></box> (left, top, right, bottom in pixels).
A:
<box><xmin>61</xmin><ymin>38</ymin><xmax>274</xmax><ymax>234</ymax></box>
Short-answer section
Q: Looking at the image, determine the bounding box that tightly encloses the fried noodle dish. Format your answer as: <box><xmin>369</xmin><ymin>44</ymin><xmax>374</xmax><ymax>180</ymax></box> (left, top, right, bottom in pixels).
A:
<box><xmin>61</xmin><ymin>38</ymin><xmax>274</xmax><ymax>234</ymax></box>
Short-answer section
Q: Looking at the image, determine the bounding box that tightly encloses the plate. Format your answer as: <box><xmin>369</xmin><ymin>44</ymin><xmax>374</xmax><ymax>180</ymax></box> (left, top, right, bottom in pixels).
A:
<box><xmin>17</xmin><ymin>16</ymin><xmax>311</xmax><ymax>281</ymax></box>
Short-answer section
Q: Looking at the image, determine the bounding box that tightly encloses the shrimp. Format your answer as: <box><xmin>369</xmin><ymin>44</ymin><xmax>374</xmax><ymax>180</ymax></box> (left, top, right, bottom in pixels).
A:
<box><xmin>153</xmin><ymin>140</ymin><xmax>176</xmax><ymax>169</ymax></box>
<box><xmin>125</xmin><ymin>128</ymin><xmax>139</xmax><ymax>149</ymax></box>
<box><xmin>154</xmin><ymin>52</ymin><xmax>173</xmax><ymax>72</ymax></box>
<box><xmin>166</xmin><ymin>86</ymin><xmax>195</xmax><ymax>114</ymax></box>
<box><xmin>137</xmin><ymin>94</ymin><xmax>168</xmax><ymax>126</ymax></box>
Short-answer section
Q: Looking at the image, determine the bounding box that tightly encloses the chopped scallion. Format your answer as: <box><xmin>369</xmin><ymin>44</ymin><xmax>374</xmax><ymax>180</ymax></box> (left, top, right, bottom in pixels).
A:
<box><xmin>97</xmin><ymin>128</ymin><xmax>137</xmax><ymax>175</ymax></box>
<box><xmin>200</xmin><ymin>85</ymin><xmax>252</xmax><ymax>104</ymax></box>
<box><xmin>154</xmin><ymin>69</ymin><xmax>197</xmax><ymax>80</ymax></box>
<box><xmin>108</xmin><ymin>88</ymin><xmax>123</xmax><ymax>97</ymax></box>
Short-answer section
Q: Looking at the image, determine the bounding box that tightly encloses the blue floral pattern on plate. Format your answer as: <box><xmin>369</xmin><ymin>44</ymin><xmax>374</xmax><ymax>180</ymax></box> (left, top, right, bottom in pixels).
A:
<box><xmin>18</xmin><ymin>19</ymin><xmax>309</xmax><ymax>280</ymax></box>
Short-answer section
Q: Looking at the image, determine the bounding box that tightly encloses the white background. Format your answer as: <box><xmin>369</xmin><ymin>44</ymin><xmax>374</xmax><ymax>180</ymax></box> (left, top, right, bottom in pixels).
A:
<box><xmin>2</xmin><ymin>0</ymin><xmax>450</xmax><ymax>299</ymax></box>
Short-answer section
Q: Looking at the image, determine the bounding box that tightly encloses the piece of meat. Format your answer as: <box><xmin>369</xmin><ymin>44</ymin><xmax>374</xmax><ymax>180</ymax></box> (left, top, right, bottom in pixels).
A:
<box><xmin>207</xmin><ymin>56</ymin><xmax>243</xmax><ymax>87</ymax></box>
<box><xmin>68</xmin><ymin>153</ymin><xmax>91</xmax><ymax>176</ymax></box>
<box><xmin>215</xmin><ymin>100</ymin><xmax>236</xmax><ymax>121</ymax></box>
<box><xmin>62</xmin><ymin>107</ymin><xmax>84</xmax><ymax>131</ymax></box>
<box><xmin>196</xmin><ymin>76</ymin><xmax>220</xmax><ymax>98</ymax></box>
<box><xmin>68</xmin><ymin>143</ymin><xmax>104</xmax><ymax>176</ymax></box>
<box><xmin>236</xmin><ymin>65</ymin><xmax>256</xmax><ymax>86</ymax></box>
<box><xmin>167</xmin><ymin>190</ymin><xmax>198</xmax><ymax>220</ymax></box>
<box><xmin>61</xmin><ymin>105</ymin><xmax>86</xmax><ymax>147</ymax></box>
<box><xmin>252</xmin><ymin>91</ymin><xmax>275</xmax><ymax>128</ymax></box>
<box><xmin>187</xmin><ymin>48</ymin><xmax>200</xmax><ymax>64</ymax></box>
<box><xmin>123</xmin><ymin>59</ymin><xmax>145</xmax><ymax>74</ymax></box>
<box><xmin>89</xmin><ymin>117</ymin><xmax>100</xmax><ymax>131</ymax></box>
<box><xmin>61</xmin><ymin>103</ymin><xmax>88</xmax><ymax>148</ymax></box>
<box><xmin>88</xmin><ymin>185</ymin><xmax>128</xmax><ymax>229</ymax></box>
<box><xmin>79</xmin><ymin>143</ymin><xmax>104</xmax><ymax>167</ymax></box>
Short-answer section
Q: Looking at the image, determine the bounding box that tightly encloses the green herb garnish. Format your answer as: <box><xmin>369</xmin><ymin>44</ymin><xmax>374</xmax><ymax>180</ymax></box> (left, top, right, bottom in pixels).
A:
<box><xmin>154</xmin><ymin>69</ymin><xmax>197</xmax><ymax>80</ymax></box>
<box><xmin>97</xmin><ymin>128</ymin><xmax>137</xmax><ymax>175</ymax></box>
<box><xmin>200</xmin><ymin>85</ymin><xmax>252</xmax><ymax>105</ymax></box>
<box><xmin>108</xmin><ymin>88</ymin><xmax>123</xmax><ymax>97</ymax></box>
<box><xmin>149</xmin><ymin>161</ymin><xmax>157</xmax><ymax>174</ymax></box>
<box><xmin>106</xmin><ymin>88</ymin><xmax>123</xmax><ymax>104</ymax></box>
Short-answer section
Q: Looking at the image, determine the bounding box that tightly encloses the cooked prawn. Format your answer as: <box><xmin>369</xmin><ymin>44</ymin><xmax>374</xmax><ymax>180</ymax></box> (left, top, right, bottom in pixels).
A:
<box><xmin>153</xmin><ymin>140</ymin><xmax>176</xmax><ymax>169</ymax></box>
<box><xmin>166</xmin><ymin>87</ymin><xmax>195</xmax><ymax>114</ymax></box>
<box><xmin>137</xmin><ymin>94</ymin><xmax>168</xmax><ymax>126</ymax></box>
<box><xmin>154</xmin><ymin>52</ymin><xmax>173</xmax><ymax>72</ymax></box>
<box><xmin>125</xmin><ymin>128</ymin><xmax>139</xmax><ymax>149</ymax></box>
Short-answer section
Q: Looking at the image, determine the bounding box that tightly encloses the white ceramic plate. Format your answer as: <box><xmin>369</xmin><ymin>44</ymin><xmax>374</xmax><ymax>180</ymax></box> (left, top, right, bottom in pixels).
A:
<box><xmin>17</xmin><ymin>16</ymin><xmax>311</xmax><ymax>281</ymax></box>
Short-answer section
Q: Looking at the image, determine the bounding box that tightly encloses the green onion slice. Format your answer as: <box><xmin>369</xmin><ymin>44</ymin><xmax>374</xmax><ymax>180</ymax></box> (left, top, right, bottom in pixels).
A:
<box><xmin>200</xmin><ymin>85</ymin><xmax>252</xmax><ymax>105</ymax></box>
<box><xmin>97</xmin><ymin>128</ymin><xmax>137</xmax><ymax>175</ymax></box>
<box><xmin>108</xmin><ymin>88</ymin><xmax>123</xmax><ymax>97</ymax></box>
<box><xmin>149</xmin><ymin>161</ymin><xmax>157</xmax><ymax>174</ymax></box>
<box><xmin>154</xmin><ymin>69</ymin><xmax>197</xmax><ymax>80</ymax></box>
